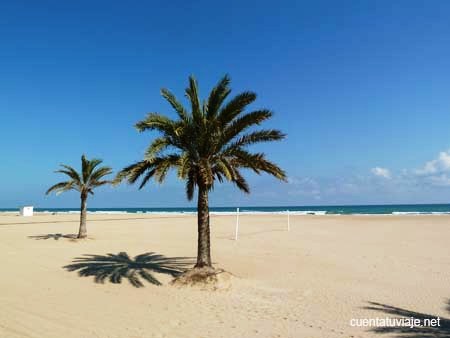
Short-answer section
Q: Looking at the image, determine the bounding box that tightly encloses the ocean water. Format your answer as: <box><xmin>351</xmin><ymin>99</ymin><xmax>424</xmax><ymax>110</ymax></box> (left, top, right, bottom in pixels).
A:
<box><xmin>1</xmin><ymin>204</ymin><xmax>450</xmax><ymax>215</ymax></box>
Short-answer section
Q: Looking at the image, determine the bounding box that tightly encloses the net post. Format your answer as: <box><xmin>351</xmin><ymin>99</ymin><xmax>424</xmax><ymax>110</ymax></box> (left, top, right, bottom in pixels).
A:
<box><xmin>235</xmin><ymin>207</ymin><xmax>240</xmax><ymax>240</ymax></box>
<box><xmin>287</xmin><ymin>210</ymin><xmax>290</xmax><ymax>231</ymax></box>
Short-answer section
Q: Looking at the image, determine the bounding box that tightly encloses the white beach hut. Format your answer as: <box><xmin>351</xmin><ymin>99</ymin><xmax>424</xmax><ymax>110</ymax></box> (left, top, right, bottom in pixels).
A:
<box><xmin>20</xmin><ymin>206</ymin><xmax>34</xmax><ymax>217</ymax></box>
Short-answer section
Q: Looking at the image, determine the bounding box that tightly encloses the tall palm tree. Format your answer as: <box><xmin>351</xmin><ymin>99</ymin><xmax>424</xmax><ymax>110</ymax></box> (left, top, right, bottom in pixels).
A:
<box><xmin>116</xmin><ymin>75</ymin><xmax>286</xmax><ymax>270</ymax></box>
<box><xmin>46</xmin><ymin>155</ymin><xmax>112</xmax><ymax>239</ymax></box>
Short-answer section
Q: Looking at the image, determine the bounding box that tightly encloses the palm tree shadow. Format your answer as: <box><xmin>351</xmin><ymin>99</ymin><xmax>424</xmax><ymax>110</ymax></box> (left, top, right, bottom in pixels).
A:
<box><xmin>28</xmin><ymin>233</ymin><xmax>78</xmax><ymax>240</ymax></box>
<box><xmin>64</xmin><ymin>252</ymin><xmax>195</xmax><ymax>287</ymax></box>
<box><xmin>364</xmin><ymin>301</ymin><xmax>450</xmax><ymax>338</ymax></box>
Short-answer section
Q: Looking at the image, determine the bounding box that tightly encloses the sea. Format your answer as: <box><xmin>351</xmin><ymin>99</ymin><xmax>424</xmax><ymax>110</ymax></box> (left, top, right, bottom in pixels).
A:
<box><xmin>1</xmin><ymin>204</ymin><xmax>450</xmax><ymax>215</ymax></box>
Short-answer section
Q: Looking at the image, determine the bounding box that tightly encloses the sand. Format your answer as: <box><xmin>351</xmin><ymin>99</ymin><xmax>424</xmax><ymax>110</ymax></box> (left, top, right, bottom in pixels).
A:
<box><xmin>0</xmin><ymin>213</ymin><xmax>449</xmax><ymax>338</ymax></box>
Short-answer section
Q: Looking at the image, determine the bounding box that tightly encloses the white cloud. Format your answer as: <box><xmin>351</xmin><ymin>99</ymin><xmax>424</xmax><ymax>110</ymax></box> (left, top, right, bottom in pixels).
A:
<box><xmin>410</xmin><ymin>150</ymin><xmax>450</xmax><ymax>187</ymax></box>
<box><xmin>369</xmin><ymin>150</ymin><xmax>450</xmax><ymax>187</ymax></box>
<box><xmin>268</xmin><ymin>149</ymin><xmax>450</xmax><ymax>205</ymax></box>
<box><xmin>416</xmin><ymin>150</ymin><xmax>450</xmax><ymax>175</ymax></box>
<box><xmin>371</xmin><ymin>167</ymin><xmax>391</xmax><ymax>179</ymax></box>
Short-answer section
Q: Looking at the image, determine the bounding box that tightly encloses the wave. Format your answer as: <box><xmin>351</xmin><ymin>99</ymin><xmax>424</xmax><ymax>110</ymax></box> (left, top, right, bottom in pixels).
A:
<box><xmin>207</xmin><ymin>210</ymin><xmax>328</xmax><ymax>216</ymax></box>
<box><xmin>29</xmin><ymin>210</ymin><xmax>450</xmax><ymax>216</ymax></box>
<box><xmin>40</xmin><ymin>210</ymin><xmax>132</xmax><ymax>215</ymax></box>
<box><xmin>144</xmin><ymin>211</ymin><xmax>197</xmax><ymax>215</ymax></box>
<box><xmin>6</xmin><ymin>204</ymin><xmax>450</xmax><ymax>216</ymax></box>
<box><xmin>392</xmin><ymin>211</ymin><xmax>450</xmax><ymax>215</ymax></box>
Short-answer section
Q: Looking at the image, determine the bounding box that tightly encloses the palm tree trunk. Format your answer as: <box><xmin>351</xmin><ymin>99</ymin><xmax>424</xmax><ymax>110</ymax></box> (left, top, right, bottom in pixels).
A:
<box><xmin>78</xmin><ymin>192</ymin><xmax>88</xmax><ymax>239</ymax></box>
<box><xmin>195</xmin><ymin>183</ymin><xmax>212</xmax><ymax>268</ymax></box>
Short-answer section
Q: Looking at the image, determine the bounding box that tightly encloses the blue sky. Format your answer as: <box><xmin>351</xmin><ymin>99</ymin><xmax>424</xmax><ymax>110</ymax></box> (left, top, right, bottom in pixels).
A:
<box><xmin>1</xmin><ymin>0</ymin><xmax>450</xmax><ymax>207</ymax></box>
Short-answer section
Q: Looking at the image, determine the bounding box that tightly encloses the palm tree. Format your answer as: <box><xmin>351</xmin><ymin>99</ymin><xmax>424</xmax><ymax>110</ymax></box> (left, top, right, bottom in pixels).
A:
<box><xmin>116</xmin><ymin>75</ymin><xmax>286</xmax><ymax>270</ymax></box>
<box><xmin>46</xmin><ymin>155</ymin><xmax>113</xmax><ymax>239</ymax></box>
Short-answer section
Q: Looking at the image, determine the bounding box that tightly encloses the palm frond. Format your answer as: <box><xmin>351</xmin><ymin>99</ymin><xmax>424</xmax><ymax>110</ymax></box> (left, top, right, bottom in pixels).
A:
<box><xmin>186</xmin><ymin>170</ymin><xmax>196</xmax><ymax>200</ymax></box>
<box><xmin>144</xmin><ymin>137</ymin><xmax>172</xmax><ymax>160</ymax></box>
<box><xmin>90</xmin><ymin>166</ymin><xmax>113</xmax><ymax>184</ymax></box>
<box><xmin>153</xmin><ymin>154</ymin><xmax>181</xmax><ymax>183</ymax></box>
<box><xmin>46</xmin><ymin>181</ymin><xmax>77</xmax><ymax>195</ymax></box>
<box><xmin>231</xmin><ymin>150</ymin><xmax>287</xmax><ymax>181</ymax></box>
<box><xmin>58</xmin><ymin>165</ymin><xmax>81</xmax><ymax>183</ymax></box>
<box><xmin>116</xmin><ymin>160</ymin><xmax>153</xmax><ymax>185</ymax></box>
<box><xmin>88</xmin><ymin>158</ymin><xmax>103</xmax><ymax>174</ymax></box>
<box><xmin>135</xmin><ymin>113</ymin><xmax>175</xmax><ymax>134</ymax></box>
<box><xmin>217</xmin><ymin>91</ymin><xmax>257</xmax><ymax>126</ymax></box>
<box><xmin>224</xmin><ymin>129</ymin><xmax>285</xmax><ymax>152</ymax></box>
<box><xmin>232</xmin><ymin>169</ymin><xmax>250</xmax><ymax>193</ymax></box>
<box><xmin>221</xmin><ymin>110</ymin><xmax>273</xmax><ymax>146</ymax></box>
<box><xmin>212</xmin><ymin>158</ymin><xmax>234</xmax><ymax>181</ymax></box>
<box><xmin>138</xmin><ymin>168</ymin><xmax>157</xmax><ymax>189</ymax></box>
<box><xmin>81</xmin><ymin>154</ymin><xmax>89</xmax><ymax>183</ymax></box>
<box><xmin>54</xmin><ymin>169</ymin><xmax>80</xmax><ymax>184</ymax></box>
<box><xmin>81</xmin><ymin>155</ymin><xmax>103</xmax><ymax>184</ymax></box>
<box><xmin>176</xmin><ymin>153</ymin><xmax>190</xmax><ymax>179</ymax></box>
<box><xmin>90</xmin><ymin>180</ymin><xmax>113</xmax><ymax>190</ymax></box>
<box><xmin>185</xmin><ymin>75</ymin><xmax>202</xmax><ymax>122</ymax></box>
<box><xmin>117</xmin><ymin>155</ymin><xmax>180</xmax><ymax>189</ymax></box>
<box><xmin>206</xmin><ymin>74</ymin><xmax>231</xmax><ymax>118</ymax></box>
<box><xmin>161</xmin><ymin>88</ymin><xmax>188</xmax><ymax>121</ymax></box>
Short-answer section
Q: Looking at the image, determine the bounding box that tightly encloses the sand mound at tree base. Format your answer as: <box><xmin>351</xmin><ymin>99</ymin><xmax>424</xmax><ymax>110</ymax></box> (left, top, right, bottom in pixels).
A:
<box><xmin>171</xmin><ymin>267</ymin><xmax>234</xmax><ymax>290</ymax></box>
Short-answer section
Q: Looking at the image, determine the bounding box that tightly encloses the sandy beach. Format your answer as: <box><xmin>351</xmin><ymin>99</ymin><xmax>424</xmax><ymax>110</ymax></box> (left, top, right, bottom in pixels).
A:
<box><xmin>0</xmin><ymin>213</ymin><xmax>448</xmax><ymax>338</ymax></box>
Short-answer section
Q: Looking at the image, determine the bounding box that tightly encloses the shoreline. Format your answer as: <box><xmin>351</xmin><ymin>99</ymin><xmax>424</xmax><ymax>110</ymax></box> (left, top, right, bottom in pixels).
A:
<box><xmin>2</xmin><ymin>210</ymin><xmax>450</xmax><ymax>216</ymax></box>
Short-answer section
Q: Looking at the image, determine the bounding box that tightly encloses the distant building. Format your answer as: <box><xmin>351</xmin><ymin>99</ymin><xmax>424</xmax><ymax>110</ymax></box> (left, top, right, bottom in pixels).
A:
<box><xmin>20</xmin><ymin>206</ymin><xmax>34</xmax><ymax>217</ymax></box>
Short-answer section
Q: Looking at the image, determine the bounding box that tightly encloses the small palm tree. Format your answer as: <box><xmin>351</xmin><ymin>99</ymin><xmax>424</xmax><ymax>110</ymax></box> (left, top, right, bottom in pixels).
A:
<box><xmin>46</xmin><ymin>155</ymin><xmax>112</xmax><ymax>239</ymax></box>
<box><xmin>116</xmin><ymin>75</ymin><xmax>286</xmax><ymax>270</ymax></box>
